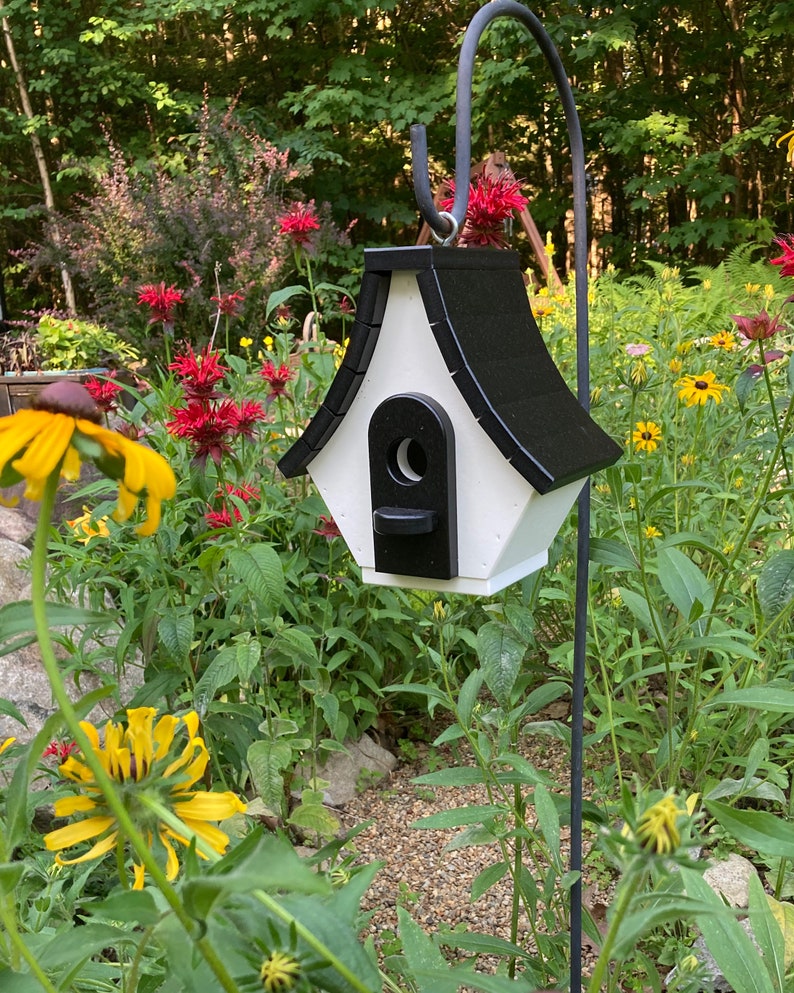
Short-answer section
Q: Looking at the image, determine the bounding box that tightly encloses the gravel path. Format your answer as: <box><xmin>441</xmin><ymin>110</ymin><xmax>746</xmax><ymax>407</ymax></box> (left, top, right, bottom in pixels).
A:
<box><xmin>339</xmin><ymin>732</ymin><xmax>595</xmax><ymax>970</ymax></box>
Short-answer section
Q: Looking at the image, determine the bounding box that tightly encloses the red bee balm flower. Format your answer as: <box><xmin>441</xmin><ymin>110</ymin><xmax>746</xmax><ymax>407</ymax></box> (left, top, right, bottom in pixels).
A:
<box><xmin>137</xmin><ymin>283</ymin><xmax>184</xmax><ymax>324</ymax></box>
<box><xmin>313</xmin><ymin>514</ymin><xmax>341</xmax><ymax>539</ymax></box>
<box><xmin>770</xmin><ymin>235</ymin><xmax>794</xmax><ymax>278</ymax></box>
<box><xmin>233</xmin><ymin>400</ymin><xmax>267</xmax><ymax>437</ymax></box>
<box><xmin>210</xmin><ymin>291</ymin><xmax>245</xmax><ymax>317</ymax></box>
<box><xmin>166</xmin><ymin>398</ymin><xmax>241</xmax><ymax>464</ymax></box>
<box><xmin>731</xmin><ymin>310</ymin><xmax>783</xmax><ymax>341</ymax></box>
<box><xmin>260</xmin><ymin>360</ymin><xmax>294</xmax><ymax>398</ymax></box>
<box><xmin>84</xmin><ymin>373</ymin><xmax>123</xmax><ymax>413</ymax></box>
<box><xmin>43</xmin><ymin>740</ymin><xmax>79</xmax><ymax>761</ymax></box>
<box><xmin>169</xmin><ymin>346</ymin><xmax>228</xmax><ymax>400</ymax></box>
<box><xmin>441</xmin><ymin>175</ymin><xmax>528</xmax><ymax>248</ymax></box>
<box><xmin>277</xmin><ymin>202</ymin><xmax>321</xmax><ymax>247</ymax></box>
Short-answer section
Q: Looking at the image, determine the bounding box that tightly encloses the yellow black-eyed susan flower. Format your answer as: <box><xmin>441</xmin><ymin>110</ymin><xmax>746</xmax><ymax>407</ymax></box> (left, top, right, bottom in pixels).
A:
<box><xmin>676</xmin><ymin>371</ymin><xmax>729</xmax><ymax>407</ymax></box>
<box><xmin>0</xmin><ymin>381</ymin><xmax>175</xmax><ymax>535</ymax></box>
<box><xmin>44</xmin><ymin>707</ymin><xmax>246</xmax><ymax>889</ymax></box>
<box><xmin>259</xmin><ymin>951</ymin><xmax>302</xmax><ymax>993</ymax></box>
<box><xmin>632</xmin><ymin>420</ymin><xmax>662</xmax><ymax>453</ymax></box>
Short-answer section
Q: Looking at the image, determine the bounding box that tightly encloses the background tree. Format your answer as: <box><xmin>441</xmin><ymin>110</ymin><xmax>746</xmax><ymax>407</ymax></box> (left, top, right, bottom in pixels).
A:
<box><xmin>2</xmin><ymin>0</ymin><xmax>793</xmax><ymax>315</ymax></box>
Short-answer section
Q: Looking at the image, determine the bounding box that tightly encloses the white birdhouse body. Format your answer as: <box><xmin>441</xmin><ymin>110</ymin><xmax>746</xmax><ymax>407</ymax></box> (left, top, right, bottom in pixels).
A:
<box><xmin>279</xmin><ymin>246</ymin><xmax>622</xmax><ymax>596</ymax></box>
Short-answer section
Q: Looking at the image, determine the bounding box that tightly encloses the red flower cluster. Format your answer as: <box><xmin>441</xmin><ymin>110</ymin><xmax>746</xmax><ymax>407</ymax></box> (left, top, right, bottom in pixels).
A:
<box><xmin>277</xmin><ymin>202</ymin><xmax>321</xmax><ymax>247</ymax></box>
<box><xmin>440</xmin><ymin>174</ymin><xmax>528</xmax><ymax>248</ymax></box>
<box><xmin>43</xmin><ymin>740</ymin><xmax>78</xmax><ymax>761</ymax></box>
<box><xmin>166</xmin><ymin>345</ymin><xmax>266</xmax><ymax>463</ymax></box>
<box><xmin>169</xmin><ymin>345</ymin><xmax>228</xmax><ymax>400</ymax></box>
<box><xmin>312</xmin><ymin>514</ymin><xmax>341</xmax><ymax>539</ymax></box>
<box><xmin>84</xmin><ymin>372</ymin><xmax>123</xmax><ymax>413</ymax></box>
<box><xmin>211</xmin><ymin>290</ymin><xmax>245</xmax><ymax>318</ymax></box>
<box><xmin>260</xmin><ymin>360</ymin><xmax>295</xmax><ymax>398</ymax></box>
<box><xmin>771</xmin><ymin>235</ymin><xmax>794</xmax><ymax>278</ymax></box>
<box><xmin>137</xmin><ymin>282</ymin><xmax>184</xmax><ymax>324</ymax></box>
<box><xmin>206</xmin><ymin>482</ymin><xmax>260</xmax><ymax>529</ymax></box>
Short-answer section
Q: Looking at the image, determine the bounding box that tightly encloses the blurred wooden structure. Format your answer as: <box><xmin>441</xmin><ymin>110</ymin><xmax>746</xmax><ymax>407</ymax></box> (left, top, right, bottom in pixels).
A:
<box><xmin>416</xmin><ymin>151</ymin><xmax>563</xmax><ymax>293</ymax></box>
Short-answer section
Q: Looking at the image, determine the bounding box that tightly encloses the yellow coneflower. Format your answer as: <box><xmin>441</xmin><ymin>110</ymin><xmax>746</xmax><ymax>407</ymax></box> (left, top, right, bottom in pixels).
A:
<box><xmin>67</xmin><ymin>506</ymin><xmax>111</xmax><ymax>544</ymax></box>
<box><xmin>644</xmin><ymin>525</ymin><xmax>662</xmax><ymax>539</ymax></box>
<box><xmin>632</xmin><ymin>420</ymin><xmax>662</xmax><ymax>453</ymax></box>
<box><xmin>259</xmin><ymin>951</ymin><xmax>302</xmax><ymax>992</ymax></box>
<box><xmin>0</xmin><ymin>381</ymin><xmax>175</xmax><ymax>535</ymax></box>
<box><xmin>44</xmin><ymin>707</ymin><xmax>246</xmax><ymax>889</ymax></box>
<box><xmin>676</xmin><ymin>371</ymin><xmax>729</xmax><ymax>407</ymax></box>
<box><xmin>709</xmin><ymin>331</ymin><xmax>735</xmax><ymax>351</ymax></box>
<box><xmin>635</xmin><ymin>793</ymin><xmax>698</xmax><ymax>856</ymax></box>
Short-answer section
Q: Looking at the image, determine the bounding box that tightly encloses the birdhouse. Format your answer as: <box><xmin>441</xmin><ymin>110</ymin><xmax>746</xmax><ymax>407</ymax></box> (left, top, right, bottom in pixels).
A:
<box><xmin>278</xmin><ymin>245</ymin><xmax>621</xmax><ymax>595</ymax></box>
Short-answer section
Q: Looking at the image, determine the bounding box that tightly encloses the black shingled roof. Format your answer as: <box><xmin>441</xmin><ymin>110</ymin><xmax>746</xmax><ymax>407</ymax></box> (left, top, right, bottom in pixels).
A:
<box><xmin>278</xmin><ymin>245</ymin><xmax>622</xmax><ymax>494</ymax></box>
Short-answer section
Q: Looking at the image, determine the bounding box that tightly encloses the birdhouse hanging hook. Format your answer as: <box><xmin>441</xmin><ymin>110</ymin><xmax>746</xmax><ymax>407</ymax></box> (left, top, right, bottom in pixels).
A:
<box><xmin>410</xmin><ymin>0</ymin><xmax>590</xmax><ymax>382</ymax></box>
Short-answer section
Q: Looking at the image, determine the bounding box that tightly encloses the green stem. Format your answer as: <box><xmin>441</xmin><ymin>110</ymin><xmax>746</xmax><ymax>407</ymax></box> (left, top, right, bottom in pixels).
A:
<box><xmin>758</xmin><ymin>338</ymin><xmax>791</xmax><ymax>485</ymax></box>
<box><xmin>30</xmin><ymin>474</ymin><xmax>242</xmax><ymax>993</ymax></box>
<box><xmin>586</xmin><ymin>861</ymin><xmax>647</xmax><ymax>993</ymax></box>
<box><xmin>0</xmin><ymin>901</ymin><xmax>58</xmax><ymax>993</ymax></box>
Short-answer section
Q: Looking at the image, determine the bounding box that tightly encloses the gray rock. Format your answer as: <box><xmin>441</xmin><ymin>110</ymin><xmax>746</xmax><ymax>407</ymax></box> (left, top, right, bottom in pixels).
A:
<box><xmin>0</xmin><ymin>506</ymin><xmax>35</xmax><ymax>545</ymax></box>
<box><xmin>702</xmin><ymin>853</ymin><xmax>757</xmax><ymax>908</ymax></box>
<box><xmin>0</xmin><ymin>538</ymin><xmax>141</xmax><ymax>745</ymax></box>
<box><xmin>304</xmin><ymin>733</ymin><xmax>398</xmax><ymax>806</ymax></box>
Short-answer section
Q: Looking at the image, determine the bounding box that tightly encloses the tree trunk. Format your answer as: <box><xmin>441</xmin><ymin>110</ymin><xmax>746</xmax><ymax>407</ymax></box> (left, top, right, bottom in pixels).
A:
<box><xmin>0</xmin><ymin>4</ymin><xmax>77</xmax><ymax>314</ymax></box>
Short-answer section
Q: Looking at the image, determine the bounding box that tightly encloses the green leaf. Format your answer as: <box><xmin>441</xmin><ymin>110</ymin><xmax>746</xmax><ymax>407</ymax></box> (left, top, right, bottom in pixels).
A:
<box><xmin>0</xmin><ymin>698</ymin><xmax>26</xmax><ymax>727</ymax></box>
<box><xmin>589</xmin><ymin>536</ymin><xmax>639</xmax><ymax>570</ymax></box>
<box><xmin>680</xmin><ymin>868</ymin><xmax>776</xmax><ymax>993</ymax></box>
<box><xmin>657</xmin><ymin>546</ymin><xmax>713</xmax><ymax>631</ymax></box>
<box><xmin>456</xmin><ymin>668</ymin><xmax>483</xmax><ymax>727</ymax></box>
<box><xmin>703</xmin><ymin>686</ymin><xmax>794</xmax><ymax>713</ymax></box>
<box><xmin>0</xmin><ymin>600</ymin><xmax>115</xmax><ymax>657</ymax></box>
<box><xmin>748</xmin><ymin>875</ymin><xmax>786</xmax><ymax>992</ymax></box>
<box><xmin>411</xmin><ymin>804</ymin><xmax>504</xmax><ymax>830</ymax></box>
<box><xmin>227</xmin><ymin>543</ymin><xmax>284</xmax><ymax>612</ymax></box>
<box><xmin>618</xmin><ymin>587</ymin><xmax>665</xmax><ymax>638</ymax></box>
<box><xmin>287</xmin><ymin>799</ymin><xmax>340</xmax><ymax>839</ymax></box>
<box><xmin>158</xmin><ymin>607</ymin><xmax>194</xmax><ymax>664</ymax></box>
<box><xmin>265</xmin><ymin>284</ymin><xmax>308</xmax><ymax>319</ymax></box>
<box><xmin>0</xmin><ymin>862</ymin><xmax>25</xmax><ymax>894</ymax></box>
<box><xmin>534</xmin><ymin>783</ymin><xmax>562</xmax><ymax>871</ymax></box>
<box><xmin>706</xmin><ymin>800</ymin><xmax>794</xmax><ymax>858</ymax></box>
<box><xmin>765</xmin><ymin>890</ymin><xmax>794</xmax><ymax>971</ymax></box>
<box><xmin>247</xmin><ymin>738</ymin><xmax>292</xmax><ymax>811</ymax></box>
<box><xmin>476</xmin><ymin>621</ymin><xmax>525</xmax><ymax>708</ymax></box>
<box><xmin>470</xmin><ymin>862</ymin><xmax>508</xmax><ymax>902</ymax></box>
<box><xmin>87</xmin><ymin>888</ymin><xmax>162</xmax><ymax>926</ymax></box>
<box><xmin>182</xmin><ymin>835</ymin><xmax>329</xmax><ymax>920</ymax></box>
<box><xmin>397</xmin><ymin>906</ymin><xmax>458</xmax><ymax>992</ymax></box>
<box><xmin>757</xmin><ymin>550</ymin><xmax>794</xmax><ymax>620</ymax></box>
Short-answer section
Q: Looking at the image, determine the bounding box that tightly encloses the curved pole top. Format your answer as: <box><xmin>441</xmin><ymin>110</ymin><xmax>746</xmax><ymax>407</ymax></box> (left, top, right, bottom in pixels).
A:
<box><xmin>410</xmin><ymin>0</ymin><xmax>586</xmax><ymax>251</ymax></box>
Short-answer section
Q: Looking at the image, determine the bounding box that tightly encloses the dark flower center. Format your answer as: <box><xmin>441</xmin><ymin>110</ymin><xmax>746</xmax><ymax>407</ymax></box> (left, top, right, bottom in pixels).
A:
<box><xmin>641</xmin><ymin>431</ymin><xmax>652</xmax><ymax>440</ymax></box>
<box><xmin>32</xmin><ymin>381</ymin><xmax>103</xmax><ymax>423</ymax></box>
<box><xmin>694</xmin><ymin>380</ymin><xmax>709</xmax><ymax>390</ymax></box>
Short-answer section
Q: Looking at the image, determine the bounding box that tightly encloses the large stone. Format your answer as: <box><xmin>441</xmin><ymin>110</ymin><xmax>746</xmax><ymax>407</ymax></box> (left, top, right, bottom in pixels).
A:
<box><xmin>0</xmin><ymin>538</ymin><xmax>141</xmax><ymax>745</ymax></box>
<box><xmin>702</xmin><ymin>852</ymin><xmax>757</xmax><ymax>908</ymax></box>
<box><xmin>306</xmin><ymin>733</ymin><xmax>398</xmax><ymax>807</ymax></box>
<box><xmin>0</xmin><ymin>506</ymin><xmax>36</xmax><ymax>545</ymax></box>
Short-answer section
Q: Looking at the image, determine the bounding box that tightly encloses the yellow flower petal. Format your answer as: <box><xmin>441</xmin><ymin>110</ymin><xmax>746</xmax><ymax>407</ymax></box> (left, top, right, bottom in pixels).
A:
<box><xmin>174</xmin><ymin>791</ymin><xmax>247</xmax><ymax>821</ymax></box>
<box><xmin>12</xmin><ymin>413</ymin><xmax>75</xmax><ymax>483</ymax></box>
<box><xmin>132</xmin><ymin>862</ymin><xmax>147</xmax><ymax>890</ymax></box>
<box><xmin>54</xmin><ymin>794</ymin><xmax>98</xmax><ymax>817</ymax></box>
<box><xmin>44</xmin><ymin>815</ymin><xmax>116</xmax><ymax>852</ymax></box>
<box><xmin>159</xmin><ymin>829</ymin><xmax>180</xmax><ymax>880</ymax></box>
<box><xmin>54</xmin><ymin>831</ymin><xmax>118</xmax><ymax>866</ymax></box>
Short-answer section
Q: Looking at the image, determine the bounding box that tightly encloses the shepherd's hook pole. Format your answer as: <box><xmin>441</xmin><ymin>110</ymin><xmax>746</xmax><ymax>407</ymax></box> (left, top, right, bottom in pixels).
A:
<box><xmin>410</xmin><ymin>3</ymin><xmax>590</xmax><ymax>989</ymax></box>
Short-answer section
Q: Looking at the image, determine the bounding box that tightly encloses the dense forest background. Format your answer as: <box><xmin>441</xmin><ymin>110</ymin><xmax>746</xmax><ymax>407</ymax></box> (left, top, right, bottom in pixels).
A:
<box><xmin>2</xmin><ymin>0</ymin><xmax>793</xmax><ymax>316</ymax></box>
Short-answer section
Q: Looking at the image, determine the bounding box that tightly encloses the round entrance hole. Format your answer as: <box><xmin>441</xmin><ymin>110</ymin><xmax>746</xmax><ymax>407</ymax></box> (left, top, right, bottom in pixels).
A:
<box><xmin>388</xmin><ymin>436</ymin><xmax>427</xmax><ymax>484</ymax></box>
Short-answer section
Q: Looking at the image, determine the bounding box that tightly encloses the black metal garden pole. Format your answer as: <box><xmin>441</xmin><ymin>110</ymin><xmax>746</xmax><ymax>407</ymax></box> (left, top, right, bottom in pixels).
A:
<box><xmin>410</xmin><ymin>3</ymin><xmax>592</xmax><ymax>988</ymax></box>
